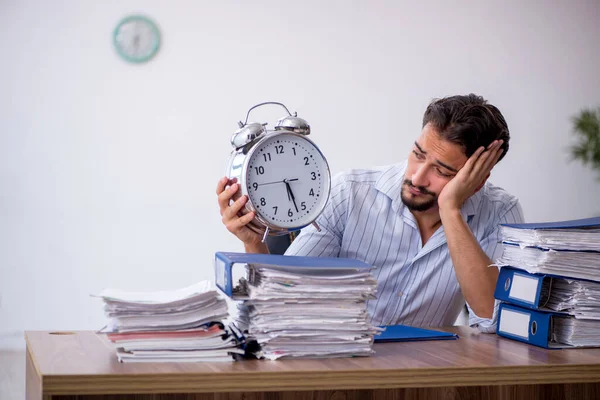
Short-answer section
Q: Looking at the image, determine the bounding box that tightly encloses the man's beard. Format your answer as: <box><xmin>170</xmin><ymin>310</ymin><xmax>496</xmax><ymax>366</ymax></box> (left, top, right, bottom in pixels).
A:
<box><xmin>400</xmin><ymin>179</ymin><xmax>438</xmax><ymax>212</ymax></box>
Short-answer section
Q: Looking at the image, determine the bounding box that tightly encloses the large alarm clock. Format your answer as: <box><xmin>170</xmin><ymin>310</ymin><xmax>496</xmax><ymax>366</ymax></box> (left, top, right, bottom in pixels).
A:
<box><xmin>225</xmin><ymin>102</ymin><xmax>331</xmax><ymax>241</ymax></box>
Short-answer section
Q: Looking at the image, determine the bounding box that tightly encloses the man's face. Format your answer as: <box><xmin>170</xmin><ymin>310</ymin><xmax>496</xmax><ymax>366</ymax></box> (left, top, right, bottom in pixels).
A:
<box><xmin>401</xmin><ymin>123</ymin><xmax>468</xmax><ymax>212</ymax></box>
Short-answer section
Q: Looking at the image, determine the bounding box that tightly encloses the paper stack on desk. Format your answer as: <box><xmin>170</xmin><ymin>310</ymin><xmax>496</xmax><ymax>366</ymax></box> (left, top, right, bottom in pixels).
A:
<box><xmin>214</xmin><ymin>252</ymin><xmax>379</xmax><ymax>360</ymax></box>
<box><xmin>541</xmin><ymin>277</ymin><xmax>600</xmax><ymax>319</ymax></box>
<box><xmin>499</xmin><ymin>217</ymin><xmax>600</xmax><ymax>252</ymax></box>
<box><xmin>96</xmin><ymin>281</ymin><xmax>244</xmax><ymax>362</ymax></box>
<box><xmin>495</xmin><ymin>217</ymin><xmax>600</xmax><ymax>348</ymax></box>
<box><xmin>498</xmin><ymin>216</ymin><xmax>600</xmax><ymax>281</ymax></box>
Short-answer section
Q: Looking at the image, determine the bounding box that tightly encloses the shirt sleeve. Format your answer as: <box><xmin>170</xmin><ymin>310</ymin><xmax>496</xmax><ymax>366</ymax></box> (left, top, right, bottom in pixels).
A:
<box><xmin>467</xmin><ymin>200</ymin><xmax>525</xmax><ymax>333</ymax></box>
<box><xmin>284</xmin><ymin>173</ymin><xmax>351</xmax><ymax>258</ymax></box>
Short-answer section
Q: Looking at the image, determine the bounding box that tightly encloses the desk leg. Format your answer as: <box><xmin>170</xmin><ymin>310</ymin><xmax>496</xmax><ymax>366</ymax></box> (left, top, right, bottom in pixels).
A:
<box><xmin>26</xmin><ymin>346</ymin><xmax>49</xmax><ymax>400</ymax></box>
<box><xmin>47</xmin><ymin>383</ymin><xmax>600</xmax><ymax>400</ymax></box>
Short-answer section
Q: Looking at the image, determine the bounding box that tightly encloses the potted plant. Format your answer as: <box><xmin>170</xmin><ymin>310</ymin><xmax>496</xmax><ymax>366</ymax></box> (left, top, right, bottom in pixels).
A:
<box><xmin>570</xmin><ymin>108</ymin><xmax>600</xmax><ymax>178</ymax></box>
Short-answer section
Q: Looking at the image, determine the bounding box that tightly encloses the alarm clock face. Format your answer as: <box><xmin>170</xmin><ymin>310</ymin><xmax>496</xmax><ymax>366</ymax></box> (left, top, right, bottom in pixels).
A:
<box><xmin>244</xmin><ymin>132</ymin><xmax>330</xmax><ymax>229</ymax></box>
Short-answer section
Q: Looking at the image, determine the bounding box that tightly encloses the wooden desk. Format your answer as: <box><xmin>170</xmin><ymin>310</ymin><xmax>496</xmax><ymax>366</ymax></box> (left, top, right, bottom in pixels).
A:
<box><xmin>25</xmin><ymin>327</ymin><xmax>600</xmax><ymax>400</ymax></box>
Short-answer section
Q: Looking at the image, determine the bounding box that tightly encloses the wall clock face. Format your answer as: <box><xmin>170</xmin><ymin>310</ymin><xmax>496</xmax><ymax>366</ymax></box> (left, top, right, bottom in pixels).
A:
<box><xmin>113</xmin><ymin>15</ymin><xmax>160</xmax><ymax>63</ymax></box>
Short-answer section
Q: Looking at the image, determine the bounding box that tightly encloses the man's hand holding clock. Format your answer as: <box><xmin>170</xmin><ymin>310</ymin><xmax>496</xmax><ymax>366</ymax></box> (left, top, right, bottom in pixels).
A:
<box><xmin>216</xmin><ymin>177</ymin><xmax>268</xmax><ymax>253</ymax></box>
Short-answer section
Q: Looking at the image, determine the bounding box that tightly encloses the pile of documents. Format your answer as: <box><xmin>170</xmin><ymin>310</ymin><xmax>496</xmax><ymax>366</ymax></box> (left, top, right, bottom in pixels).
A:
<box><xmin>552</xmin><ymin>317</ymin><xmax>600</xmax><ymax>346</ymax></box>
<box><xmin>495</xmin><ymin>217</ymin><xmax>600</xmax><ymax>348</ymax></box>
<box><xmin>214</xmin><ymin>252</ymin><xmax>379</xmax><ymax>360</ymax></box>
<box><xmin>498</xmin><ymin>245</ymin><xmax>600</xmax><ymax>282</ymax></box>
<box><xmin>500</xmin><ymin>221</ymin><xmax>600</xmax><ymax>252</ymax></box>
<box><xmin>96</xmin><ymin>281</ymin><xmax>244</xmax><ymax>362</ymax></box>
<box><xmin>498</xmin><ymin>217</ymin><xmax>600</xmax><ymax>281</ymax></box>
<box><xmin>541</xmin><ymin>277</ymin><xmax>600</xmax><ymax>319</ymax></box>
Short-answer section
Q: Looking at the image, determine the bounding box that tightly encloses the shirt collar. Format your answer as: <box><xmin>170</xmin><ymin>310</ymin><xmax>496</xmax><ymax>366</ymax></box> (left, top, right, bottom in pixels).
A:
<box><xmin>461</xmin><ymin>189</ymin><xmax>480</xmax><ymax>219</ymax></box>
<box><xmin>374</xmin><ymin>162</ymin><xmax>406</xmax><ymax>203</ymax></box>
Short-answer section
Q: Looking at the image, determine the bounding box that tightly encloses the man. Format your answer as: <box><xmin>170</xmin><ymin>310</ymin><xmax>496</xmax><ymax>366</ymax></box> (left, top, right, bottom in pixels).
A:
<box><xmin>216</xmin><ymin>94</ymin><xmax>524</xmax><ymax>332</ymax></box>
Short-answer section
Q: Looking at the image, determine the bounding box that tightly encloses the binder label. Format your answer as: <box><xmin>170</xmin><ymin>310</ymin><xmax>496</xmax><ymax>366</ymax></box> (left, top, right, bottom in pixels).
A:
<box><xmin>499</xmin><ymin>308</ymin><xmax>531</xmax><ymax>339</ymax></box>
<box><xmin>509</xmin><ymin>272</ymin><xmax>538</xmax><ymax>304</ymax></box>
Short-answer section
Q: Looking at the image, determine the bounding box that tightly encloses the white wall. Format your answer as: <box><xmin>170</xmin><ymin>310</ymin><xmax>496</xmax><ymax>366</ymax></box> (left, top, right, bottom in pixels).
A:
<box><xmin>1</xmin><ymin>0</ymin><xmax>599</xmax><ymax>348</ymax></box>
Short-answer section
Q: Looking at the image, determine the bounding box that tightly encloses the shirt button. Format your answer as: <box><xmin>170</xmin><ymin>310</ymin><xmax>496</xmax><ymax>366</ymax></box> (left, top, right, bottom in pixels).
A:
<box><xmin>397</xmin><ymin>291</ymin><xmax>403</xmax><ymax>297</ymax></box>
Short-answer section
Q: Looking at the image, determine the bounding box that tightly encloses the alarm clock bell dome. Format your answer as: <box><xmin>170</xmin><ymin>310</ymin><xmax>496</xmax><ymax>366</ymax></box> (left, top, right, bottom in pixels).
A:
<box><xmin>230</xmin><ymin>122</ymin><xmax>266</xmax><ymax>149</ymax></box>
<box><xmin>275</xmin><ymin>116</ymin><xmax>310</xmax><ymax>135</ymax></box>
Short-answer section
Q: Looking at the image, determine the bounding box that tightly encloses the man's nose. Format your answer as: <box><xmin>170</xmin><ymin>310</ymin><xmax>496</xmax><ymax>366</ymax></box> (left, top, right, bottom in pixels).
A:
<box><xmin>411</xmin><ymin>165</ymin><xmax>429</xmax><ymax>188</ymax></box>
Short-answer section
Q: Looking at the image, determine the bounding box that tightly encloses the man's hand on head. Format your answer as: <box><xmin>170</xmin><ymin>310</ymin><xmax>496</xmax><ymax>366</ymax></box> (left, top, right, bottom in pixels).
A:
<box><xmin>438</xmin><ymin>140</ymin><xmax>504</xmax><ymax>214</ymax></box>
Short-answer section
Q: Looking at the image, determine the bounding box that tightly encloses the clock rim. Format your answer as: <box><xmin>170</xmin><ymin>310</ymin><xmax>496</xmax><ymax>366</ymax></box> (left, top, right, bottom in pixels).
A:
<box><xmin>241</xmin><ymin>130</ymin><xmax>331</xmax><ymax>233</ymax></box>
<box><xmin>113</xmin><ymin>14</ymin><xmax>161</xmax><ymax>64</ymax></box>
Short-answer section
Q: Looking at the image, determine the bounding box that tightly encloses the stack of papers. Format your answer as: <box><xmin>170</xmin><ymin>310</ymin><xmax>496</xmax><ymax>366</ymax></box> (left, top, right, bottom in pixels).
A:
<box><xmin>542</xmin><ymin>278</ymin><xmax>600</xmax><ymax>319</ymax></box>
<box><xmin>497</xmin><ymin>217</ymin><xmax>600</xmax><ymax>282</ymax></box>
<box><xmin>96</xmin><ymin>281</ymin><xmax>243</xmax><ymax>362</ymax></box>
<box><xmin>500</xmin><ymin>217</ymin><xmax>600</xmax><ymax>252</ymax></box>
<box><xmin>231</xmin><ymin>262</ymin><xmax>379</xmax><ymax>360</ymax></box>
<box><xmin>498</xmin><ymin>245</ymin><xmax>600</xmax><ymax>282</ymax></box>
<box><xmin>552</xmin><ymin>317</ymin><xmax>600</xmax><ymax>347</ymax></box>
<box><xmin>495</xmin><ymin>217</ymin><xmax>600</xmax><ymax>348</ymax></box>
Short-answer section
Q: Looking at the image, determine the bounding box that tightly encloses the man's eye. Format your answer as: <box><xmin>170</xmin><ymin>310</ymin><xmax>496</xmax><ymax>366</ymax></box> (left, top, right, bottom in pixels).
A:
<box><xmin>413</xmin><ymin>150</ymin><xmax>425</xmax><ymax>160</ymax></box>
<box><xmin>436</xmin><ymin>168</ymin><xmax>453</xmax><ymax>178</ymax></box>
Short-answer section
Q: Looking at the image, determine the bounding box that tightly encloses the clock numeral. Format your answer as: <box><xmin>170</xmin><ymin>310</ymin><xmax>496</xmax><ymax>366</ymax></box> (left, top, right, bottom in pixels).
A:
<box><xmin>263</xmin><ymin>153</ymin><xmax>272</xmax><ymax>162</ymax></box>
<box><xmin>288</xmin><ymin>209</ymin><xmax>294</xmax><ymax>217</ymax></box>
<box><xmin>260</xmin><ymin>198</ymin><xmax>266</xmax><ymax>206</ymax></box>
<box><xmin>275</xmin><ymin>145</ymin><xmax>284</xmax><ymax>154</ymax></box>
<box><xmin>311</xmin><ymin>172</ymin><xmax>316</xmax><ymax>180</ymax></box>
<box><xmin>301</xmin><ymin>201</ymin><xmax>306</xmax><ymax>211</ymax></box>
<box><xmin>255</xmin><ymin>166</ymin><xmax>265</xmax><ymax>175</ymax></box>
<box><xmin>304</xmin><ymin>157</ymin><xmax>310</xmax><ymax>166</ymax></box>
<box><xmin>309</xmin><ymin>188</ymin><xmax>315</xmax><ymax>196</ymax></box>
<box><xmin>252</xmin><ymin>183</ymin><xmax>258</xmax><ymax>191</ymax></box>
<box><xmin>272</xmin><ymin>206</ymin><xmax>278</xmax><ymax>215</ymax></box>
<box><xmin>292</xmin><ymin>147</ymin><xmax>296</xmax><ymax>156</ymax></box>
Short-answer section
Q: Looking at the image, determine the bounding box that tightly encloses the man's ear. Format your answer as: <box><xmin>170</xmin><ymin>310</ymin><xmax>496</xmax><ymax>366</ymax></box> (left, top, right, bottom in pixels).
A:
<box><xmin>474</xmin><ymin>173</ymin><xmax>490</xmax><ymax>193</ymax></box>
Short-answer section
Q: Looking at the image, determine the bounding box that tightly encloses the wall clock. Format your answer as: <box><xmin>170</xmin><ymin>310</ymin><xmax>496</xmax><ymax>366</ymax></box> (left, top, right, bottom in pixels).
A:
<box><xmin>113</xmin><ymin>15</ymin><xmax>160</xmax><ymax>63</ymax></box>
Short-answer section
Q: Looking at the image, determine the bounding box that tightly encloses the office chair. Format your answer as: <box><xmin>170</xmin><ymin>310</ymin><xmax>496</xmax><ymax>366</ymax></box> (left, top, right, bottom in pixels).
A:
<box><xmin>264</xmin><ymin>231</ymin><xmax>298</xmax><ymax>255</ymax></box>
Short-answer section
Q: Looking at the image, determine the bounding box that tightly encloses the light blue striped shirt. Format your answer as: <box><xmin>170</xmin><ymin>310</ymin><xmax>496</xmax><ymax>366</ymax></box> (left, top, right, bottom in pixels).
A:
<box><xmin>285</xmin><ymin>162</ymin><xmax>524</xmax><ymax>332</ymax></box>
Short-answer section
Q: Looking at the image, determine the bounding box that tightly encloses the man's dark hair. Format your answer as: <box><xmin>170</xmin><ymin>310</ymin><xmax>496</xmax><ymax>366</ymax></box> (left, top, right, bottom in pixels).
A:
<box><xmin>422</xmin><ymin>94</ymin><xmax>510</xmax><ymax>162</ymax></box>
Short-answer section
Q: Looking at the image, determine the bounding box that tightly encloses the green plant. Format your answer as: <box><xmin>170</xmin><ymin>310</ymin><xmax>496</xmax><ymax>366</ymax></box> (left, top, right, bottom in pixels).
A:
<box><xmin>570</xmin><ymin>108</ymin><xmax>600</xmax><ymax>177</ymax></box>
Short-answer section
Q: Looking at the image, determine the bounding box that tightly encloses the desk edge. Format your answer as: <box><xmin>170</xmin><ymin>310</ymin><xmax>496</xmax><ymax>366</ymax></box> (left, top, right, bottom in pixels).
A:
<box><xmin>41</xmin><ymin>364</ymin><xmax>600</xmax><ymax>395</ymax></box>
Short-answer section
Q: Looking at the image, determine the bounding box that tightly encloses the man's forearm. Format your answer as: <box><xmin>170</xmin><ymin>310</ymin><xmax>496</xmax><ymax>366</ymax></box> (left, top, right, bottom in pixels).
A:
<box><xmin>440</xmin><ymin>208</ymin><xmax>498</xmax><ymax>318</ymax></box>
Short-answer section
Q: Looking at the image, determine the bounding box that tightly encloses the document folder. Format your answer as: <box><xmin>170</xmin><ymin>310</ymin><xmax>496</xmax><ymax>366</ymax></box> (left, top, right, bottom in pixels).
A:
<box><xmin>502</xmin><ymin>216</ymin><xmax>600</xmax><ymax>230</ymax></box>
<box><xmin>374</xmin><ymin>325</ymin><xmax>458</xmax><ymax>343</ymax></box>
<box><xmin>495</xmin><ymin>266</ymin><xmax>600</xmax><ymax>318</ymax></box>
<box><xmin>497</xmin><ymin>303</ymin><xmax>572</xmax><ymax>349</ymax></box>
<box><xmin>495</xmin><ymin>267</ymin><xmax>553</xmax><ymax>311</ymax></box>
<box><xmin>214</xmin><ymin>252</ymin><xmax>374</xmax><ymax>297</ymax></box>
<box><xmin>500</xmin><ymin>216</ymin><xmax>600</xmax><ymax>252</ymax></box>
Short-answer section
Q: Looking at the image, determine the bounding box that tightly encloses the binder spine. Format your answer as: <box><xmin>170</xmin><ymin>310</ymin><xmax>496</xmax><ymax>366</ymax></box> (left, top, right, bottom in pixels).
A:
<box><xmin>495</xmin><ymin>267</ymin><xmax>544</xmax><ymax>310</ymax></box>
<box><xmin>497</xmin><ymin>303</ymin><xmax>554</xmax><ymax>348</ymax></box>
<box><xmin>214</xmin><ymin>253</ymin><xmax>233</xmax><ymax>296</ymax></box>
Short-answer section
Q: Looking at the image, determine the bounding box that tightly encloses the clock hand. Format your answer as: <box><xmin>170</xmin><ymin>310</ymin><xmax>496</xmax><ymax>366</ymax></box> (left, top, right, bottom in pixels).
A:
<box><xmin>284</xmin><ymin>180</ymin><xmax>299</xmax><ymax>213</ymax></box>
<box><xmin>133</xmin><ymin>22</ymin><xmax>141</xmax><ymax>54</ymax></box>
<box><xmin>257</xmin><ymin>178</ymin><xmax>299</xmax><ymax>187</ymax></box>
<box><xmin>257</xmin><ymin>180</ymin><xmax>285</xmax><ymax>186</ymax></box>
<box><xmin>133</xmin><ymin>35</ymin><xmax>140</xmax><ymax>53</ymax></box>
<box><xmin>284</xmin><ymin>178</ymin><xmax>298</xmax><ymax>203</ymax></box>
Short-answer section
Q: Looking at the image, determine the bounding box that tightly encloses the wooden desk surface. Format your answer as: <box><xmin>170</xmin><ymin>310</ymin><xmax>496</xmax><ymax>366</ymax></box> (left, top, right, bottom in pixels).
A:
<box><xmin>25</xmin><ymin>327</ymin><xmax>600</xmax><ymax>396</ymax></box>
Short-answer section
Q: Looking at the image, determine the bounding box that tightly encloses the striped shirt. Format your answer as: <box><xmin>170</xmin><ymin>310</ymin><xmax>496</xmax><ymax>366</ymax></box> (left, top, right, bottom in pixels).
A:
<box><xmin>285</xmin><ymin>161</ymin><xmax>524</xmax><ymax>332</ymax></box>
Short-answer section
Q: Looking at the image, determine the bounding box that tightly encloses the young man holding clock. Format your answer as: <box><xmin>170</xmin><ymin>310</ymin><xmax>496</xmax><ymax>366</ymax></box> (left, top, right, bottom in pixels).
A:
<box><xmin>216</xmin><ymin>94</ymin><xmax>523</xmax><ymax>332</ymax></box>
